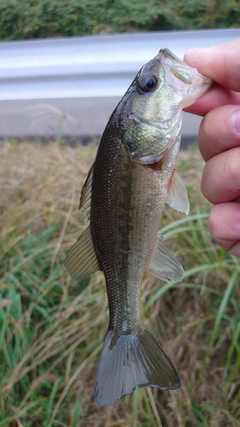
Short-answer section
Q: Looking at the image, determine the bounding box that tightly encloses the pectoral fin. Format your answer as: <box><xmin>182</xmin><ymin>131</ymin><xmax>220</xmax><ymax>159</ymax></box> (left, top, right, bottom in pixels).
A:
<box><xmin>149</xmin><ymin>234</ymin><xmax>184</xmax><ymax>282</ymax></box>
<box><xmin>166</xmin><ymin>170</ymin><xmax>189</xmax><ymax>215</ymax></box>
<box><xmin>65</xmin><ymin>224</ymin><xmax>99</xmax><ymax>281</ymax></box>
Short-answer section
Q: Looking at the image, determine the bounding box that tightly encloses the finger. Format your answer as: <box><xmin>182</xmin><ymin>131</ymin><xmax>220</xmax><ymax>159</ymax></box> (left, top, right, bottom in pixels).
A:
<box><xmin>198</xmin><ymin>106</ymin><xmax>240</xmax><ymax>161</ymax></box>
<box><xmin>184</xmin><ymin>41</ymin><xmax>240</xmax><ymax>91</ymax></box>
<box><xmin>184</xmin><ymin>84</ymin><xmax>240</xmax><ymax>116</ymax></box>
<box><xmin>201</xmin><ymin>147</ymin><xmax>240</xmax><ymax>204</ymax></box>
<box><xmin>208</xmin><ymin>202</ymin><xmax>240</xmax><ymax>256</ymax></box>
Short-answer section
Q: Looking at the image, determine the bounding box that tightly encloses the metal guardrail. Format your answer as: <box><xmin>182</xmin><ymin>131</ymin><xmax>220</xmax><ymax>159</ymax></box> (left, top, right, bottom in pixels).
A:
<box><xmin>0</xmin><ymin>28</ymin><xmax>239</xmax><ymax>138</ymax></box>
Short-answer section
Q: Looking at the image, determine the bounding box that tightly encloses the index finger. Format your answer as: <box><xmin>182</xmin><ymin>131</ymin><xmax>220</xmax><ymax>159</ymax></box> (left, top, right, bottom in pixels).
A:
<box><xmin>184</xmin><ymin>84</ymin><xmax>240</xmax><ymax>116</ymax></box>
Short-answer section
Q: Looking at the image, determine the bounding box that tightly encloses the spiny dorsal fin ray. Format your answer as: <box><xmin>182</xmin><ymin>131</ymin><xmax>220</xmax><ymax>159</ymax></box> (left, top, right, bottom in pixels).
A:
<box><xmin>65</xmin><ymin>224</ymin><xmax>99</xmax><ymax>281</ymax></box>
<box><xmin>79</xmin><ymin>162</ymin><xmax>94</xmax><ymax>225</ymax></box>
<box><xmin>165</xmin><ymin>170</ymin><xmax>189</xmax><ymax>215</ymax></box>
<box><xmin>148</xmin><ymin>234</ymin><xmax>184</xmax><ymax>282</ymax></box>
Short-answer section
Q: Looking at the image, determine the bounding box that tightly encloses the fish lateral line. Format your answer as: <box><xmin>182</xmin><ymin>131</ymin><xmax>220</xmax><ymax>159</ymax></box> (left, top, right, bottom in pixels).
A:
<box><xmin>65</xmin><ymin>47</ymin><xmax>212</xmax><ymax>406</ymax></box>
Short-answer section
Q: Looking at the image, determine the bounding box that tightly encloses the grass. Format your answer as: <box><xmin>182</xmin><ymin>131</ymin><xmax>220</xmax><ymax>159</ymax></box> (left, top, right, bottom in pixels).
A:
<box><xmin>0</xmin><ymin>139</ymin><xmax>240</xmax><ymax>426</ymax></box>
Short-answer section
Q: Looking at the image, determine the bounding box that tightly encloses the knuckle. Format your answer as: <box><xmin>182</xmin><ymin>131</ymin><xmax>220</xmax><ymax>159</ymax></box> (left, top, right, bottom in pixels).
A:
<box><xmin>230</xmin><ymin>52</ymin><xmax>240</xmax><ymax>89</ymax></box>
<box><xmin>199</xmin><ymin>113</ymin><xmax>212</xmax><ymax>140</ymax></box>
<box><xmin>208</xmin><ymin>206</ymin><xmax>220</xmax><ymax>239</ymax></box>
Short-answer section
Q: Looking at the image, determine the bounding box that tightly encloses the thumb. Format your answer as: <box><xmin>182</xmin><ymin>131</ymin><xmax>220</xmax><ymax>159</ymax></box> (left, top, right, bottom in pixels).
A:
<box><xmin>184</xmin><ymin>40</ymin><xmax>240</xmax><ymax>92</ymax></box>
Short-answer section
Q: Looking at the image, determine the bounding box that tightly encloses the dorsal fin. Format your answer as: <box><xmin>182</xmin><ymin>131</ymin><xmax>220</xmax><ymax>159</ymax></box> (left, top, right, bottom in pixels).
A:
<box><xmin>65</xmin><ymin>224</ymin><xmax>99</xmax><ymax>281</ymax></box>
<box><xmin>65</xmin><ymin>162</ymin><xmax>100</xmax><ymax>281</ymax></box>
<box><xmin>79</xmin><ymin>162</ymin><xmax>94</xmax><ymax>225</ymax></box>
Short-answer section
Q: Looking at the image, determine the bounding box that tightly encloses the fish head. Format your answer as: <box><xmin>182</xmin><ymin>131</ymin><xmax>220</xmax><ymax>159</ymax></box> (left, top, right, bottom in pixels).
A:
<box><xmin>121</xmin><ymin>48</ymin><xmax>212</xmax><ymax>164</ymax></box>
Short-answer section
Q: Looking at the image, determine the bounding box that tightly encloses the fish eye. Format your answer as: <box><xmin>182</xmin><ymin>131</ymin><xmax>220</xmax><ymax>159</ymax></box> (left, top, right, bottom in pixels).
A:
<box><xmin>138</xmin><ymin>74</ymin><xmax>158</xmax><ymax>93</ymax></box>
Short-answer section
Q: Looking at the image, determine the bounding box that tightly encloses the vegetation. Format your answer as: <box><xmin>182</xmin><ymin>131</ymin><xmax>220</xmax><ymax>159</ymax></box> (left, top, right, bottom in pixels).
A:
<box><xmin>1</xmin><ymin>140</ymin><xmax>240</xmax><ymax>426</ymax></box>
<box><xmin>0</xmin><ymin>0</ymin><xmax>239</xmax><ymax>41</ymax></box>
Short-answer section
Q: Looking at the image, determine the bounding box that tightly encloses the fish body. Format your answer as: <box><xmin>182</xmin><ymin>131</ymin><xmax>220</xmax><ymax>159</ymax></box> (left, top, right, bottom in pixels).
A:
<box><xmin>65</xmin><ymin>49</ymin><xmax>211</xmax><ymax>406</ymax></box>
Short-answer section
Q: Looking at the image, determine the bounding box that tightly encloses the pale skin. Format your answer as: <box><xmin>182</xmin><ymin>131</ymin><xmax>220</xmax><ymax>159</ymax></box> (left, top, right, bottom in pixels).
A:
<box><xmin>183</xmin><ymin>40</ymin><xmax>240</xmax><ymax>257</ymax></box>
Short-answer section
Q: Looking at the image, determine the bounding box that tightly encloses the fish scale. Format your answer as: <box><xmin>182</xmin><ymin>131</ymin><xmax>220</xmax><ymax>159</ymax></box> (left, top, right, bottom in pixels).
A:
<box><xmin>92</xmin><ymin>135</ymin><xmax>143</xmax><ymax>332</ymax></box>
<box><xmin>65</xmin><ymin>48</ymin><xmax>211</xmax><ymax>406</ymax></box>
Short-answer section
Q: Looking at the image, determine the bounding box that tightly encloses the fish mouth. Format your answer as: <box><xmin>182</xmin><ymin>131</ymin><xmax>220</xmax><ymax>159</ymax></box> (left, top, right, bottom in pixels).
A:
<box><xmin>159</xmin><ymin>48</ymin><xmax>212</xmax><ymax>108</ymax></box>
<box><xmin>159</xmin><ymin>48</ymin><xmax>187</xmax><ymax>68</ymax></box>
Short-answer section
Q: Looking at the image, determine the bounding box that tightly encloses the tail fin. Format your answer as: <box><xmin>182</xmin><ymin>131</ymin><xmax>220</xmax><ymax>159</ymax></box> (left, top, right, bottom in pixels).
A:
<box><xmin>94</xmin><ymin>326</ymin><xmax>180</xmax><ymax>406</ymax></box>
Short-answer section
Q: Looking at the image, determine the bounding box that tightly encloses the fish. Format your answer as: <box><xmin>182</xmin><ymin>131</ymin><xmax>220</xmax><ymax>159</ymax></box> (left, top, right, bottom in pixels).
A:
<box><xmin>65</xmin><ymin>48</ymin><xmax>211</xmax><ymax>406</ymax></box>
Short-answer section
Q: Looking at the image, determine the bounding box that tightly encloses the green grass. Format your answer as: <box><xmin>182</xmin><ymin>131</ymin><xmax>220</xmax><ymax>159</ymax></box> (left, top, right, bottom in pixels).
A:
<box><xmin>0</xmin><ymin>140</ymin><xmax>240</xmax><ymax>426</ymax></box>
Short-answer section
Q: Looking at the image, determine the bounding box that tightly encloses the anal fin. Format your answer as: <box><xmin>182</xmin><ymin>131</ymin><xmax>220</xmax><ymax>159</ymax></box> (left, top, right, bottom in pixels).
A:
<box><xmin>149</xmin><ymin>234</ymin><xmax>184</xmax><ymax>282</ymax></box>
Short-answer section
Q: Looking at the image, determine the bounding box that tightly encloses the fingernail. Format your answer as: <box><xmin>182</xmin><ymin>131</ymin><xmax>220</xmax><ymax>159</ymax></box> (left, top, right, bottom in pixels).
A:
<box><xmin>231</xmin><ymin>109</ymin><xmax>240</xmax><ymax>133</ymax></box>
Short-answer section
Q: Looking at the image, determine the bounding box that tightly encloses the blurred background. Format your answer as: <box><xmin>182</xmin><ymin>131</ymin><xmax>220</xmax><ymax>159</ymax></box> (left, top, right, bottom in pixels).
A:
<box><xmin>0</xmin><ymin>1</ymin><xmax>239</xmax><ymax>143</ymax></box>
<box><xmin>1</xmin><ymin>1</ymin><xmax>240</xmax><ymax>427</ymax></box>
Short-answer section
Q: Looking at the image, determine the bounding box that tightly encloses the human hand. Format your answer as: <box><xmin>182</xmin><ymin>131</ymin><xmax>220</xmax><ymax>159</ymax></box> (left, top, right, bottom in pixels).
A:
<box><xmin>184</xmin><ymin>40</ymin><xmax>240</xmax><ymax>256</ymax></box>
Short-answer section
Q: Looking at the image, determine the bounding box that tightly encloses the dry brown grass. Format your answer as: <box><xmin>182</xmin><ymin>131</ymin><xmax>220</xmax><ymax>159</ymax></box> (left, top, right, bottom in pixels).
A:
<box><xmin>0</xmin><ymin>140</ymin><xmax>240</xmax><ymax>426</ymax></box>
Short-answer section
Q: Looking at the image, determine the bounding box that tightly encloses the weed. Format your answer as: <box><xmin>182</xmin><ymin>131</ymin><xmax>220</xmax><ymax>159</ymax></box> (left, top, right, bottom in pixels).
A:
<box><xmin>0</xmin><ymin>141</ymin><xmax>239</xmax><ymax>426</ymax></box>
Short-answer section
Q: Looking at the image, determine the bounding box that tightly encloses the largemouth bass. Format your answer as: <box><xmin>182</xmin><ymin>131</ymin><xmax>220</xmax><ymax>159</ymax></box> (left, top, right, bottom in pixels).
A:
<box><xmin>65</xmin><ymin>49</ymin><xmax>211</xmax><ymax>406</ymax></box>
